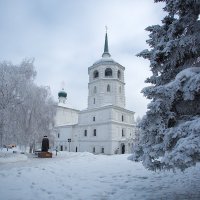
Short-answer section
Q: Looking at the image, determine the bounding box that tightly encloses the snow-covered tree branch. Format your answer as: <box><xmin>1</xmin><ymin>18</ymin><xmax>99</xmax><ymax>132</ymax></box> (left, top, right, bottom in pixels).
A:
<box><xmin>131</xmin><ymin>0</ymin><xmax>200</xmax><ymax>171</ymax></box>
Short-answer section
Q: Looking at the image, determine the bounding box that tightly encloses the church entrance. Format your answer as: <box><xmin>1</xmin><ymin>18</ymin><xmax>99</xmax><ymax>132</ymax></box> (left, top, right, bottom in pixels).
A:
<box><xmin>121</xmin><ymin>143</ymin><xmax>125</xmax><ymax>154</ymax></box>
<box><xmin>76</xmin><ymin>147</ymin><xmax>78</xmax><ymax>152</ymax></box>
<box><xmin>60</xmin><ymin>145</ymin><xmax>63</xmax><ymax>151</ymax></box>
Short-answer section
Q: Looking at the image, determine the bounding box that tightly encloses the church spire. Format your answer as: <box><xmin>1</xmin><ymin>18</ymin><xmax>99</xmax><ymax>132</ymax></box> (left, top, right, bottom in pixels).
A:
<box><xmin>102</xmin><ymin>27</ymin><xmax>111</xmax><ymax>58</ymax></box>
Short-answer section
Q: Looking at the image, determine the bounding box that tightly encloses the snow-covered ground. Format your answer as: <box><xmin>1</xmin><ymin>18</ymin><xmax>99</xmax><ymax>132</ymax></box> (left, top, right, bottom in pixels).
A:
<box><xmin>0</xmin><ymin>149</ymin><xmax>200</xmax><ymax>200</ymax></box>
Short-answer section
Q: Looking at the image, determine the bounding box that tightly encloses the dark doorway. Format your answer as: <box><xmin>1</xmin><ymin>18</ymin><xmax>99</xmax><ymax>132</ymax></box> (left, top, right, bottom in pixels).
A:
<box><xmin>121</xmin><ymin>144</ymin><xmax>125</xmax><ymax>154</ymax></box>
<box><xmin>60</xmin><ymin>145</ymin><xmax>63</xmax><ymax>151</ymax></box>
<box><xmin>76</xmin><ymin>147</ymin><xmax>78</xmax><ymax>152</ymax></box>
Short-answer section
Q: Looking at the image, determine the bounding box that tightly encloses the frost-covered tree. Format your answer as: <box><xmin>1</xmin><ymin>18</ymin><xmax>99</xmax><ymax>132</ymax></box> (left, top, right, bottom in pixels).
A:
<box><xmin>0</xmin><ymin>60</ymin><xmax>56</xmax><ymax>151</ymax></box>
<box><xmin>0</xmin><ymin>60</ymin><xmax>36</xmax><ymax>147</ymax></box>
<box><xmin>131</xmin><ymin>0</ymin><xmax>200</xmax><ymax>170</ymax></box>
<box><xmin>16</xmin><ymin>85</ymin><xmax>56</xmax><ymax>152</ymax></box>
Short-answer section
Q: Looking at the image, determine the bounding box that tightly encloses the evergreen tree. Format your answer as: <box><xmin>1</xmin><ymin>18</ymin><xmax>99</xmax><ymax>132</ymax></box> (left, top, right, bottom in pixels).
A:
<box><xmin>131</xmin><ymin>0</ymin><xmax>200</xmax><ymax>170</ymax></box>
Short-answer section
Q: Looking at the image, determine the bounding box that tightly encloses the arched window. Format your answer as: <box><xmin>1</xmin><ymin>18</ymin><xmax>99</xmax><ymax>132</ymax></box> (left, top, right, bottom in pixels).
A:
<box><xmin>84</xmin><ymin>130</ymin><xmax>87</xmax><ymax>136</ymax></box>
<box><xmin>117</xmin><ymin>70</ymin><xmax>121</xmax><ymax>79</ymax></box>
<box><xmin>93</xmin><ymin>86</ymin><xmax>97</xmax><ymax>93</ymax></box>
<box><xmin>122</xmin><ymin>115</ymin><xmax>124</xmax><ymax>122</ymax></box>
<box><xmin>107</xmin><ymin>84</ymin><xmax>110</xmax><ymax>92</ymax></box>
<box><xmin>105</xmin><ymin>68</ymin><xmax>112</xmax><ymax>77</ymax></box>
<box><xmin>119</xmin><ymin>86</ymin><xmax>122</xmax><ymax>93</ymax></box>
<box><xmin>93</xmin><ymin>129</ymin><xmax>96</xmax><ymax>136</ymax></box>
<box><xmin>93</xmin><ymin>70</ymin><xmax>99</xmax><ymax>78</ymax></box>
<box><xmin>122</xmin><ymin>129</ymin><xmax>125</xmax><ymax>137</ymax></box>
<box><xmin>93</xmin><ymin>98</ymin><xmax>95</xmax><ymax>104</ymax></box>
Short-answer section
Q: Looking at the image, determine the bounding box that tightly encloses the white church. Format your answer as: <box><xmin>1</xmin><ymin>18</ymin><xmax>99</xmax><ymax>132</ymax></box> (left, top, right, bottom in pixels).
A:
<box><xmin>53</xmin><ymin>33</ymin><xmax>136</xmax><ymax>154</ymax></box>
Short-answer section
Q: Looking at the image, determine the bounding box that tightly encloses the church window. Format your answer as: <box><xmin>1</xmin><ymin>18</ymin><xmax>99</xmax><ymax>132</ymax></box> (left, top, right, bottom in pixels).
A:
<box><xmin>105</xmin><ymin>68</ymin><xmax>112</xmax><ymax>77</ymax></box>
<box><xmin>93</xmin><ymin>129</ymin><xmax>96</xmax><ymax>136</ymax></box>
<box><xmin>101</xmin><ymin>147</ymin><xmax>104</xmax><ymax>153</ymax></box>
<box><xmin>93</xmin><ymin>98</ymin><xmax>95</xmax><ymax>104</ymax></box>
<box><xmin>122</xmin><ymin>129</ymin><xmax>125</xmax><ymax>137</ymax></box>
<box><xmin>84</xmin><ymin>130</ymin><xmax>87</xmax><ymax>136</ymax></box>
<box><xmin>119</xmin><ymin>86</ymin><xmax>122</xmax><ymax>93</ymax></box>
<box><xmin>122</xmin><ymin>115</ymin><xmax>124</xmax><ymax>122</ymax></box>
<box><xmin>58</xmin><ymin>133</ymin><xmax>60</xmax><ymax>138</ymax></box>
<box><xmin>93</xmin><ymin>116</ymin><xmax>95</xmax><ymax>121</ymax></box>
<box><xmin>107</xmin><ymin>84</ymin><xmax>111</xmax><ymax>92</ymax></box>
<box><xmin>93</xmin><ymin>70</ymin><xmax>99</xmax><ymax>78</ymax></box>
<box><xmin>117</xmin><ymin>70</ymin><xmax>121</xmax><ymax>79</ymax></box>
<box><xmin>93</xmin><ymin>147</ymin><xmax>95</xmax><ymax>153</ymax></box>
<box><xmin>93</xmin><ymin>86</ymin><xmax>97</xmax><ymax>93</ymax></box>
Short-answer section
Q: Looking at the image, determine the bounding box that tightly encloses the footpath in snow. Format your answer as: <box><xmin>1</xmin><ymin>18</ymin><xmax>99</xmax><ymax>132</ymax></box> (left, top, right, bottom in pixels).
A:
<box><xmin>0</xmin><ymin>150</ymin><xmax>200</xmax><ymax>200</ymax></box>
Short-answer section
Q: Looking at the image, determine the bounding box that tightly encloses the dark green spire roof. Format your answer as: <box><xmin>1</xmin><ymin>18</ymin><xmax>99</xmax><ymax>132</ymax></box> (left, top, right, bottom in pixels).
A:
<box><xmin>58</xmin><ymin>89</ymin><xmax>67</xmax><ymax>98</ymax></box>
<box><xmin>102</xmin><ymin>32</ymin><xmax>111</xmax><ymax>57</ymax></box>
<box><xmin>104</xmin><ymin>33</ymin><xmax>109</xmax><ymax>53</ymax></box>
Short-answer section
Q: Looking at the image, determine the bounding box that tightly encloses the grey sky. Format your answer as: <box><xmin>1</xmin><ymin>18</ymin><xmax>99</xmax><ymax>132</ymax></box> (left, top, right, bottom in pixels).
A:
<box><xmin>0</xmin><ymin>0</ymin><xmax>165</xmax><ymax>118</ymax></box>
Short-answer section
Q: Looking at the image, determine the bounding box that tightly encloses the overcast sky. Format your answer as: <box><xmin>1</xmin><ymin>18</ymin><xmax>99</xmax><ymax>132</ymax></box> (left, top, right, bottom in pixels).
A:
<box><xmin>0</xmin><ymin>0</ymin><xmax>165</xmax><ymax>118</ymax></box>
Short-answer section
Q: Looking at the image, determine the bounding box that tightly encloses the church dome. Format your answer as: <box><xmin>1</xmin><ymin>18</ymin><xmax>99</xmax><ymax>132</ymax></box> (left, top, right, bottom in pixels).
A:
<box><xmin>58</xmin><ymin>89</ymin><xmax>67</xmax><ymax>98</ymax></box>
<box><xmin>93</xmin><ymin>57</ymin><xmax>116</xmax><ymax>65</ymax></box>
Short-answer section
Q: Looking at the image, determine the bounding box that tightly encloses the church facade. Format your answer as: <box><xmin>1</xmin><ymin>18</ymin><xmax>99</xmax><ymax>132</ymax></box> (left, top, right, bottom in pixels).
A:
<box><xmin>53</xmin><ymin>33</ymin><xmax>136</xmax><ymax>154</ymax></box>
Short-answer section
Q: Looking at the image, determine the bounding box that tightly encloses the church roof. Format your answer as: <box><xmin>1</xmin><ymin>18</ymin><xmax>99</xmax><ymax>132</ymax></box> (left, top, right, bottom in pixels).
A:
<box><xmin>90</xmin><ymin>57</ymin><xmax>125</xmax><ymax>71</ymax></box>
<box><xmin>90</xmin><ymin>32</ymin><xmax>124</xmax><ymax>69</ymax></box>
<box><xmin>102</xmin><ymin>32</ymin><xmax>111</xmax><ymax>58</ymax></box>
<box><xmin>95</xmin><ymin>31</ymin><xmax>112</xmax><ymax>65</ymax></box>
<box><xmin>93</xmin><ymin>56</ymin><xmax>115</xmax><ymax>65</ymax></box>
<box><xmin>58</xmin><ymin>89</ymin><xmax>67</xmax><ymax>98</ymax></box>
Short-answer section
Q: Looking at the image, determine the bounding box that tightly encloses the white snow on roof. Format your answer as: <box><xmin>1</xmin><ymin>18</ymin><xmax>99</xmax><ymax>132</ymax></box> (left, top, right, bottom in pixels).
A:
<box><xmin>93</xmin><ymin>56</ymin><xmax>115</xmax><ymax>65</ymax></box>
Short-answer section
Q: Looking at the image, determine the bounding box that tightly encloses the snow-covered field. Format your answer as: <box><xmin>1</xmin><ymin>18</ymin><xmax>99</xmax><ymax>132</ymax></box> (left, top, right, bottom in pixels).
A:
<box><xmin>0</xmin><ymin>149</ymin><xmax>200</xmax><ymax>200</ymax></box>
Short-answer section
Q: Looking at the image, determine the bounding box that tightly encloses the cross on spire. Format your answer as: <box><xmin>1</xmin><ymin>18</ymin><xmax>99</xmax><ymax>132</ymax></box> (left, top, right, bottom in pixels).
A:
<box><xmin>105</xmin><ymin>26</ymin><xmax>108</xmax><ymax>33</ymax></box>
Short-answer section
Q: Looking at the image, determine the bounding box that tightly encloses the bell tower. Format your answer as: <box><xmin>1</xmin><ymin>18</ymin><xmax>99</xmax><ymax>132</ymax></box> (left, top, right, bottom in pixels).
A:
<box><xmin>88</xmin><ymin>32</ymin><xmax>126</xmax><ymax>109</ymax></box>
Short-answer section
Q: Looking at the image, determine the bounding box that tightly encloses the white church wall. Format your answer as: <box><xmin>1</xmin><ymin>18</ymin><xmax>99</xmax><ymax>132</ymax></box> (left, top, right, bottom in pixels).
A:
<box><xmin>111</xmin><ymin>108</ymin><xmax>135</xmax><ymax>124</ymax></box>
<box><xmin>78</xmin><ymin>141</ymin><xmax>113</xmax><ymax>154</ymax></box>
<box><xmin>111</xmin><ymin>141</ymin><xmax>122</xmax><ymax>154</ymax></box>
<box><xmin>110</xmin><ymin>122</ymin><xmax>135</xmax><ymax>154</ymax></box>
<box><xmin>78</xmin><ymin>108</ymin><xmax>112</xmax><ymax>125</ymax></box>
<box><xmin>54</xmin><ymin>125</ymin><xmax>74</xmax><ymax>151</ymax></box>
<box><xmin>78</xmin><ymin>123</ymin><xmax>112</xmax><ymax>141</ymax></box>
<box><xmin>54</xmin><ymin>124</ymin><xmax>81</xmax><ymax>152</ymax></box>
<box><xmin>55</xmin><ymin>106</ymin><xmax>79</xmax><ymax>126</ymax></box>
